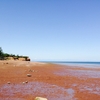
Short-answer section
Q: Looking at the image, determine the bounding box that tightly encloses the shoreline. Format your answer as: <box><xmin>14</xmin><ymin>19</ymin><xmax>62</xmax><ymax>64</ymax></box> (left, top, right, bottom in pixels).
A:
<box><xmin>0</xmin><ymin>61</ymin><xmax>100</xmax><ymax>100</ymax></box>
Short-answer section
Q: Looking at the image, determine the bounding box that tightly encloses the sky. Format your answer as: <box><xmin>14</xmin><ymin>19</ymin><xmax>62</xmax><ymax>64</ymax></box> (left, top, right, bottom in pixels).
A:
<box><xmin>0</xmin><ymin>0</ymin><xmax>100</xmax><ymax>61</ymax></box>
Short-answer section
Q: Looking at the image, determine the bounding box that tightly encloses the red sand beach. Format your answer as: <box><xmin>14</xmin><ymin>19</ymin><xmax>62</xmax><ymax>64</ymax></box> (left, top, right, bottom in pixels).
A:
<box><xmin>0</xmin><ymin>61</ymin><xmax>100</xmax><ymax>100</ymax></box>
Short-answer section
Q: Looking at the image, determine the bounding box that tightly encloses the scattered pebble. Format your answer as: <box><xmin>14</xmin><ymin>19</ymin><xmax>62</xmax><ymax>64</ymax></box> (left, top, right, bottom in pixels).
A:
<box><xmin>25</xmin><ymin>81</ymin><xmax>28</xmax><ymax>83</ymax></box>
<box><xmin>29</xmin><ymin>69</ymin><xmax>33</xmax><ymax>72</ymax></box>
<box><xmin>22</xmin><ymin>81</ymin><xmax>28</xmax><ymax>84</ymax></box>
<box><xmin>22</xmin><ymin>82</ymin><xmax>25</xmax><ymax>84</ymax></box>
<box><xmin>6</xmin><ymin>62</ymin><xmax>8</xmax><ymax>64</ymax></box>
<box><xmin>27</xmin><ymin>74</ymin><xmax>32</xmax><ymax>77</ymax></box>
<box><xmin>7</xmin><ymin>82</ymin><xmax>10</xmax><ymax>84</ymax></box>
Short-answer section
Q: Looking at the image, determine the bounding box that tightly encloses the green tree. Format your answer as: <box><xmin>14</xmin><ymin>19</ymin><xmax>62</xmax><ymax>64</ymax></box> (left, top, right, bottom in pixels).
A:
<box><xmin>0</xmin><ymin>47</ymin><xmax>4</xmax><ymax>60</ymax></box>
<box><xmin>16</xmin><ymin>55</ymin><xmax>19</xmax><ymax>59</ymax></box>
<box><xmin>3</xmin><ymin>53</ymin><xmax>10</xmax><ymax>57</ymax></box>
<box><xmin>10</xmin><ymin>54</ymin><xmax>15</xmax><ymax>57</ymax></box>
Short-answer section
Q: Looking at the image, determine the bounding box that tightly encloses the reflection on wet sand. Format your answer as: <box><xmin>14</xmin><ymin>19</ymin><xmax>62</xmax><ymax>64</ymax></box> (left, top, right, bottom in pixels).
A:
<box><xmin>0</xmin><ymin>82</ymin><xmax>76</xmax><ymax>100</ymax></box>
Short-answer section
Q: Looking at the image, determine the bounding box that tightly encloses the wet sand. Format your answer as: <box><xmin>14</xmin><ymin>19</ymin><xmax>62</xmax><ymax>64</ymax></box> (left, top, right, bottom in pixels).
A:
<box><xmin>0</xmin><ymin>61</ymin><xmax>100</xmax><ymax>100</ymax></box>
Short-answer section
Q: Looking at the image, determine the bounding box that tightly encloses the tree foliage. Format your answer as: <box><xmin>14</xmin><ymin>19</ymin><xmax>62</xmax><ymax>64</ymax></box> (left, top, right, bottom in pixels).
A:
<box><xmin>0</xmin><ymin>47</ymin><xmax>4</xmax><ymax>60</ymax></box>
<box><xmin>0</xmin><ymin>47</ymin><xmax>29</xmax><ymax>60</ymax></box>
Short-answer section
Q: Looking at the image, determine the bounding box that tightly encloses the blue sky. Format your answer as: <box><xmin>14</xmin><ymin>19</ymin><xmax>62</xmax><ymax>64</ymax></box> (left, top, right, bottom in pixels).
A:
<box><xmin>0</xmin><ymin>0</ymin><xmax>100</xmax><ymax>61</ymax></box>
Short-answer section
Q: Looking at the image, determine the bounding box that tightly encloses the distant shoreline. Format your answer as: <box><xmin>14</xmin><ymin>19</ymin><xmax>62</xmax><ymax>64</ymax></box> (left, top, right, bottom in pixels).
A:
<box><xmin>0</xmin><ymin>59</ymin><xmax>100</xmax><ymax>100</ymax></box>
<box><xmin>37</xmin><ymin>60</ymin><xmax>100</xmax><ymax>64</ymax></box>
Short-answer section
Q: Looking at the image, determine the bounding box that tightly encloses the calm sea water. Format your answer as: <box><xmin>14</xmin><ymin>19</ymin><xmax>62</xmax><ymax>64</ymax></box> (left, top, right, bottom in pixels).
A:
<box><xmin>38</xmin><ymin>61</ymin><xmax>100</xmax><ymax>68</ymax></box>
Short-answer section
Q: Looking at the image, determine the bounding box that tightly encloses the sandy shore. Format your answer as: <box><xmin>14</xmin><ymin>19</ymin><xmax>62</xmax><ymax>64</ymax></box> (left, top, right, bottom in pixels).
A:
<box><xmin>0</xmin><ymin>61</ymin><xmax>100</xmax><ymax>100</ymax></box>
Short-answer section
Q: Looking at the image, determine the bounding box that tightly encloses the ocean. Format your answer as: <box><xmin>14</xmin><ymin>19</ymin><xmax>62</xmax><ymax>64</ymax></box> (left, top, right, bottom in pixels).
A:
<box><xmin>38</xmin><ymin>61</ymin><xmax>100</xmax><ymax>68</ymax></box>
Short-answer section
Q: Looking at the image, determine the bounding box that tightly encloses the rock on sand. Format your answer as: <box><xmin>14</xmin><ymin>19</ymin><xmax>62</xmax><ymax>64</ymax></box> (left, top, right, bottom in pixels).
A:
<box><xmin>34</xmin><ymin>97</ymin><xmax>47</xmax><ymax>100</ymax></box>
